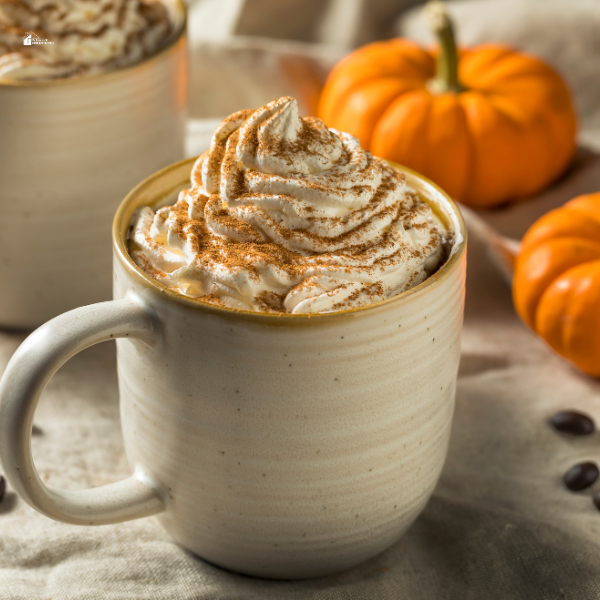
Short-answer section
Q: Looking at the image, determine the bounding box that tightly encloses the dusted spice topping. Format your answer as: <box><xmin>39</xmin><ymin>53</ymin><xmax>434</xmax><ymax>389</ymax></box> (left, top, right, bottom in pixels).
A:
<box><xmin>129</xmin><ymin>96</ymin><xmax>448</xmax><ymax>314</ymax></box>
<box><xmin>0</xmin><ymin>0</ymin><xmax>172</xmax><ymax>81</ymax></box>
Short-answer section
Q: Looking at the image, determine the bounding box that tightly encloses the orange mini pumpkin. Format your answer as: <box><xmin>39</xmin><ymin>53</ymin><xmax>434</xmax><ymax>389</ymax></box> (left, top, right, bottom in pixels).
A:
<box><xmin>318</xmin><ymin>2</ymin><xmax>577</xmax><ymax>208</ymax></box>
<box><xmin>513</xmin><ymin>193</ymin><xmax>600</xmax><ymax>377</ymax></box>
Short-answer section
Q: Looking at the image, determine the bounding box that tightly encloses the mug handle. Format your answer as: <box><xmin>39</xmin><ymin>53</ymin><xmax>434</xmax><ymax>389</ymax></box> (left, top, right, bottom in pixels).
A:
<box><xmin>0</xmin><ymin>296</ymin><xmax>166</xmax><ymax>525</ymax></box>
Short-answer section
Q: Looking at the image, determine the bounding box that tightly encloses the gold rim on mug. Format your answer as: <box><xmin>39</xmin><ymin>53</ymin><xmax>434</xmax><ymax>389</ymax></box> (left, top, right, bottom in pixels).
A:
<box><xmin>113</xmin><ymin>157</ymin><xmax>467</xmax><ymax>323</ymax></box>
<box><xmin>0</xmin><ymin>0</ymin><xmax>187</xmax><ymax>88</ymax></box>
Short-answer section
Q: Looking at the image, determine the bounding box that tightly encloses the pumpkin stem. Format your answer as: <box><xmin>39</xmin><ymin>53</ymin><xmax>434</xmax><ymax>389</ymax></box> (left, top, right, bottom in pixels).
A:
<box><xmin>426</xmin><ymin>1</ymin><xmax>466</xmax><ymax>94</ymax></box>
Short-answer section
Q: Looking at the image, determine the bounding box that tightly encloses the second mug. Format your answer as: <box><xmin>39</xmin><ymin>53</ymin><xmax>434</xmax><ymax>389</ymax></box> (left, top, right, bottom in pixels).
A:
<box><xmin>0</xmin><ymin>0</ymin><xmax>188</xmax><ymax>329</ymax></box>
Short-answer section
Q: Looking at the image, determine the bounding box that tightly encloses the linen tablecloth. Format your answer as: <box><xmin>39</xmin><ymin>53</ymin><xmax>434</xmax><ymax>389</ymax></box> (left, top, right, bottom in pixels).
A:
<box><xmin>2</xmin><ymin>149</ymin><xmax>600</xmax><ymax>599</ymax></box>
<box><xmin>3</xmin><ymin>0</ymin><xmax>600</xmax><ymax>597</ymax></box>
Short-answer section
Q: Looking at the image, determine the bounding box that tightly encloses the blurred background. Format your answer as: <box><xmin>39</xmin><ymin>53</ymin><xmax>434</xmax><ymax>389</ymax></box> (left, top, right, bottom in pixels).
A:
<box><xmin>186</xmin><ymin>0</ymin><xmax>600</xmax><ymax>155</ymax></box>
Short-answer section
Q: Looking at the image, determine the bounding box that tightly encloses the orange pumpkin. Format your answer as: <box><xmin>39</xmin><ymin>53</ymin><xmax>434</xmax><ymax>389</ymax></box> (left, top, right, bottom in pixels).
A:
<box><xmin>318</xmin><ymin>2</ymin><xmax>577</xmax><ymax>208</ymax></box>
<box><xmin>513</xmin><ymin>192</ymin><xmax>600</xmax><ymax>377</ymax></box>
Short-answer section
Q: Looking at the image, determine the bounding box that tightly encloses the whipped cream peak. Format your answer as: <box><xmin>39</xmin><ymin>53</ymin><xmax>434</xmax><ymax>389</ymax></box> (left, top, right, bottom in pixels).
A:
<box><xmin>236</xmin><ymin>96</ymin><xmax>343</xmax><ymax>176</ymax></box>
<box><xmin>129</xmin><ymin>97</ymin><xmax>448</xmax><ymax>314</ymax></box>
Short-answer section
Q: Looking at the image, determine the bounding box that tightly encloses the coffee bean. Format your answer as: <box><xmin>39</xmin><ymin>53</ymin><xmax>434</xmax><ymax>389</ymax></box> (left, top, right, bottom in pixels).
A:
<box><xmin>0</xmin><ymin>476</ymin><xmax>5</xmax><ymax>502</ymax></box>
<box><xmin>593</xmin><ymin>491</ymin><xmax>600</xmax><ymax>511</ymax></box>
<box><xmin>563</xmin><ymin>462</ymin><xmax>599</xmax><ymax>491</ymax></box>
<box><xmin>550</xmin><ymin>411</ymin><xmax>595</xmax><ymax>436</ymax></box>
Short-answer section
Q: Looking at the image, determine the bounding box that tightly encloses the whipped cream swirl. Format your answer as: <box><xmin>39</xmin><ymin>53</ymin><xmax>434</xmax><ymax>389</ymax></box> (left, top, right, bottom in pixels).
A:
<box><xmin>0</xmin><ymin>0</ymin><xmax>172</xmax><ymax>81</ymax></box>
<box><xmin>129</xmin><ymin>96</ymin><xmax>447</xmax><ymax>314</ymax></box>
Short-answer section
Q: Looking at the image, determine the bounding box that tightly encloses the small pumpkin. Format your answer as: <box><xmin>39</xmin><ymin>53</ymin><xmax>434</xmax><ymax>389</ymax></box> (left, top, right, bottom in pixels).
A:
<box><xmin>513</xmin><ymin>192</ymin><xmax>600</xmax><ymax>377</ymax></box>
<box><xmin>318</xmin><ymin>1</ymin><xmax>577</xmax><ymax>208</ymax></box>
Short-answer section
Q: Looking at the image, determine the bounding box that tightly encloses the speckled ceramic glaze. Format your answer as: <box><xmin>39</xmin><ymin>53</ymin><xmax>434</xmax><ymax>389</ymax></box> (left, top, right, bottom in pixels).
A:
<box><xmin>0</xmin><ymin>0</ymin><xmax>187</xmax><ymax>329</ymax></box>
<box><xmin>0</xmin><ymin>158</ymin><xmax>466</xmax><ymax>579</ymax></box>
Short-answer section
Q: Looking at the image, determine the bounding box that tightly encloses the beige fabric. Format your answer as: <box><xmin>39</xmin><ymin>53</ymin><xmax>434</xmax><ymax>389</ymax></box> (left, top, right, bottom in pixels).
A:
<box><xmin>3</xmin><ymin>0</ymin><xmax>600</xmax><ymax>596</ymax></box>
<box><xmin>188</xmin><ymin>0</ymin><xmax>422</xmax><ymax>46</ymax></box>
<box><xmin>3</xmin><ymin>156</ymin><xmax>600</xmax><ymax>597</ymax></box>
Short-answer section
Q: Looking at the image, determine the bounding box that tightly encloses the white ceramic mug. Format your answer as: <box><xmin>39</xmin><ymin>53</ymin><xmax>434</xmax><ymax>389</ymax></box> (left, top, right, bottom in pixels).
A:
<box><xmin>0</xmin><ymin>158</ymin><xmax>466</xmax><ymax>579</ymax></box>
<box><xmin>0</xmin><ymin>0</ymin><xmax>187</xmax><ymax>329</ymax></box>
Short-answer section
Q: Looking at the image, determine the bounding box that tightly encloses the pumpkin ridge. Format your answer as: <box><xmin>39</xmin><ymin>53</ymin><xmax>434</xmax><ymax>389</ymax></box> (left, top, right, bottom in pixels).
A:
<box><xmin>562</xmin><ymin>260</ymin><xmax>600</xmax><ymax>375</ymax></box>
<box><xmin>485</xmin><ymin>60</ymin><xmax>561</xmax><ymax>87</ymax></box>
<box><xmin>485</xmin><ymin>96</ymin><xmax>542</xmax><ymax>199</ymax></box>
<box><xmin>457</xmin><ymin>92</ymin><xmax>486</xmax><ymax>205</ymax></box>
<box><xmin>337</xmin><ymin>78</ymin><xmax>421</xmax><ymax>150</ymax></box>
<box><xmin>454</xmin><ymin>93</ymin><xmax>476</xmax><ymax>202</ymax></box>
<box><xmin>486</xmin><ymin>95</ymin><xmax>555</xmax><ymax>199</ymax></box>
<box><xmin>393</xmin><ymin>43</ymin><xmax>436</xmax><ymax>78</ymax></box>
<box><xmin>566</xmin><ymin>194</ymin><xmax>600</xmax><ymax>226</ymax></box>
<box><xmin>370</xmin><ymin>90</ymin><xmax>433</xmax><ymax>175</ymax></box>
<box><xmin>460</xmin><ymin>92</ymin><xmax>524</xmax><ymax>205</ymax></box>
<box><xmin>459</xmin><ymin>44</ymin><xmax>517</xmax><ymax>84</ymax></box>
<box><xmin>536</xmin><ymin>260</ymin><xmax>600</xmax><ymax>376</ymax></box>
<box><xmin>379</xmin><ymin>38</ymin><xmax>436</xmax><ymax>75</ymax></box>
<box><xmin>422</xmin><ymin>94</ymin><xmax>471</xmax><ymax>200</ymax></box>
<box><xmin>521</xmin><ymin>208</ymin><xmax>600</xmax><ymax>251</ymax></box>
<box><xmin>514</xmin><ymin>237</ymin><xmax>600</xmax><ymax>329</ymax></box>
<box><xmin>460</xmin><ymin>46</ymin><xmax>531</xmax><ymax>90</ymax></box>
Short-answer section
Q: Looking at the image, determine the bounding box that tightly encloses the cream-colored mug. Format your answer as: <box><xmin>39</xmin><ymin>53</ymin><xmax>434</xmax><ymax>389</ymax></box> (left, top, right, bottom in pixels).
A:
<box><xmin>0</xmin><ymin>158</ymin><xmax>466</xmax><ymax>579</ymax></box>
<box><xmin>0</xmin><ymin>0</ymin><xmax>187</xmax><ymax>329</ymax></box>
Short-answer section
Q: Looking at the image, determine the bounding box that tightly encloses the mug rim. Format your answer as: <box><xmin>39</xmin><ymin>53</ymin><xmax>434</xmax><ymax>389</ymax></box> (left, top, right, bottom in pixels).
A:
<box><xmin>113</xmin><ymin>157</ymin><xmax>467</xmax><ymax>322</ymax></box>
<box><xmin>0</xmin><ymin>0</ymin><xmax>187</xmax><ymax>88</ymax></box>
